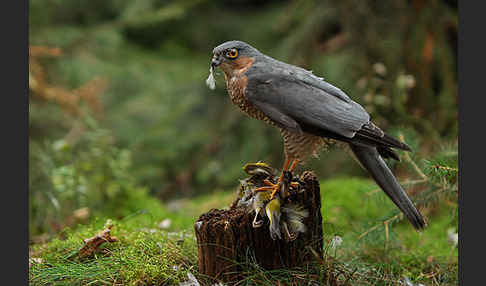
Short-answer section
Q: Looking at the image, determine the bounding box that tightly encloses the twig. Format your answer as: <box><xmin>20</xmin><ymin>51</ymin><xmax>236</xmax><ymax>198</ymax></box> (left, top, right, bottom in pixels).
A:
<box><xmin>431</xmin><ymin>165</ymin><xmax>458</xmax><ymax>172</ymax></box>
<box><xmin>357</xmin><ymin>214</ymin><xmax>402</xmax><ymax>240</ymax></box>
<box><xmin>384</xmin><ymin>220</ymin><xmax>389</xmax><ymax>245</ymax></box>
<box><xmin>399</xmin><ymin>134</ymin><xmax>428</xmax><ymax>180</ymax></box>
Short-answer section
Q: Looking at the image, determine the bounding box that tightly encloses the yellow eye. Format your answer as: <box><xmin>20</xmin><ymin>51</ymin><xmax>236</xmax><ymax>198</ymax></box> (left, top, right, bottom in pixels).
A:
<box><xmin>226</xmin><ymin>48</ymin><xmax>238</xmax><ymax>59</ymax></box>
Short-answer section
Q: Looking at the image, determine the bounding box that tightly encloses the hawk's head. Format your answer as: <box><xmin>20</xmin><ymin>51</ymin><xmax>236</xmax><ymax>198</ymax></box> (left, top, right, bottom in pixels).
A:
<box><xmin>211</xmin><ymin>40</ymin><xmax>261</xmax><ymax>76</ymax></box>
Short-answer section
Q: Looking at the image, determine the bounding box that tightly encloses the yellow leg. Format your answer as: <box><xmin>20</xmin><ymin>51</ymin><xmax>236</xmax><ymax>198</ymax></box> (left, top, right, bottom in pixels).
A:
<box><xmin>289</xmin><ymin>159</ymin><xmax>299</xmax><ymax>172</ymax></box>
<box><xmin>278</xmin><ymin>158</ymin><xmax>292</xmax><ymax>181</ymax></box>
<box><xmin>271</xmin><ymin>158</ymin><xmax>293</xmax><ymax>199</ymax></box>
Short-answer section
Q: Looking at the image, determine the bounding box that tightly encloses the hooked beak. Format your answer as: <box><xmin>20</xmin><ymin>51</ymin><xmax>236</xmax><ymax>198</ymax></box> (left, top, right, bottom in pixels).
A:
<box><xmin>211</xmin><ymin>54</ymin><xmax>221</xmax><ymax>67</ymax></box>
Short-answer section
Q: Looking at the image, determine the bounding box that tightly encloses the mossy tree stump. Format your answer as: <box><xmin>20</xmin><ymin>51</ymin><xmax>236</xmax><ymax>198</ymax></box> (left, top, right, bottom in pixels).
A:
<box><xmin>194</xmin><ymin>171</ymin><xmax>323</xmax><ymax>283</ymax></box>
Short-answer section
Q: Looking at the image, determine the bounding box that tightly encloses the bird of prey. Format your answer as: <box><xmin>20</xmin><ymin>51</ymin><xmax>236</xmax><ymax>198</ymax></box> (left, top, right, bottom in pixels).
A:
<box><xmin>207</xmin><ymin>40</ymin><xmax>426</xmax><ymax>230</ymax></box>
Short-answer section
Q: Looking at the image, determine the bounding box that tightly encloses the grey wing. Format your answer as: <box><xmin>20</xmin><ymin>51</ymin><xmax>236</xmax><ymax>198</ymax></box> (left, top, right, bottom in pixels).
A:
<box><xmin>245</xmin><ymin>73</ymin><xmax>370</xmax><ymax>139</ymax></box>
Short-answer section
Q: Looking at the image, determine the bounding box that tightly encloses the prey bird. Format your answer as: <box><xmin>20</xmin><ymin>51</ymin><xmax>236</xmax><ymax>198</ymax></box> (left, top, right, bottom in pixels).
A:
<box><xmin>207</xmin><ymin>40</ymin><xmax>426</xmax><ymax>230</ymax></box>
<box><xmin>239</xmin><ymin>162</ymin><xmax>309</xmax><ymax>241</ymax></box>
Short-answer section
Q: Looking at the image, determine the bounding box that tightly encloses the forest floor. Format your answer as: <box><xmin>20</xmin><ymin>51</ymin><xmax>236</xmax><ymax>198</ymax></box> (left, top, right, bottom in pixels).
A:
<box><xmin>29</xmin><ymin>176</ymin><xmax>457</xmax><ymax>285</ymax></box>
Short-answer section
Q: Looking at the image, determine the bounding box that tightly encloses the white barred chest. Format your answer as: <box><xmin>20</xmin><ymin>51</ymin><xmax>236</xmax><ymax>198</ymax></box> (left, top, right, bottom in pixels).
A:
<box><xmin>226</xmin><ymin>75</ymin><xmax>273</xmax><ymax>124</ymax></box>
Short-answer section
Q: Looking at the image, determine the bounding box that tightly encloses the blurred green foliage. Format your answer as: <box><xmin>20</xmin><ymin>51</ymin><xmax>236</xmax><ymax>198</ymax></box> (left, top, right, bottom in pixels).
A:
<box><xmin>29</xmin><ymin>0</ymin><xmax>457</xmax><ymax>236</ymax></box>
<box><xmin>29</xmin><ymin>117</ymin><xmax>145</xmax><ymax>235</ymax></box>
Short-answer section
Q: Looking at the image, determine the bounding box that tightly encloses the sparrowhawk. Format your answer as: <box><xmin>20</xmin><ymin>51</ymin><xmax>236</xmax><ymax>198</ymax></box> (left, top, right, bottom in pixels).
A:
<box><xmin>207</xmin><ymin>40</ymin><xmax>426</xmax><ymax>230</ymax></box>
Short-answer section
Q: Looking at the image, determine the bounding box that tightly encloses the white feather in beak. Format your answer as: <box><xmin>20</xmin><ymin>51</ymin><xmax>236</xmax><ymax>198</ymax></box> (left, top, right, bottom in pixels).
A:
<box><xmin>206</xmin><ymin>66</ymin><xmax>216</xmax><ymax>90</ymax></box>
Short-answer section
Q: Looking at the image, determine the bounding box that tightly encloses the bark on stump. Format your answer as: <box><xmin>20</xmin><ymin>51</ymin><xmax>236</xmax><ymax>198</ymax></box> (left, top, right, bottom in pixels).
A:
<box><xmin>194</xmin><ymin>171</ymin><xmax>323</xmax><ymax>284</ymax></box>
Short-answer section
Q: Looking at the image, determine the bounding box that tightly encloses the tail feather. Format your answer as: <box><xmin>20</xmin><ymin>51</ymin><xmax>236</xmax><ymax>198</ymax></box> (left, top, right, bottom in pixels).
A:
<box><xmin>350</xmin><ymin>144</ymin><xmax>426</xmax><ymax>230</ymax></box>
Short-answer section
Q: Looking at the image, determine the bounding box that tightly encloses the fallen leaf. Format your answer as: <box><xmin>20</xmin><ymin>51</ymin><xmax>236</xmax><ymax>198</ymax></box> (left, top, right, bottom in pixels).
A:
<box><xmin>78</xmin><ymin>220</ymin><xmax>118</xmax><ymax>259</ymax></box>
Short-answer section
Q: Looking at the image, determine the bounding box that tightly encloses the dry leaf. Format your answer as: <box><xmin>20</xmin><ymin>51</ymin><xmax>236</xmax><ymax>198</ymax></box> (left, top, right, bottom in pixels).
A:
<box><xmin>78</xmin><ymin>220</ymin><xmax>118</xmax><ymax>259</ymax></box>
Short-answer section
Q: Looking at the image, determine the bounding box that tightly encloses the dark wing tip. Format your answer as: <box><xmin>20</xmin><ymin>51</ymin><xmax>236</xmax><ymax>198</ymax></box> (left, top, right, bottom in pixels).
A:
<box><xmin>357</xmin><ymin>123</ymin><xmax>412</xmax><ymax>151</ymax></box>
<box><xmin>382</xmin><ymin>133</ymin><xmax>412</xmax><ymax>151</ymax></box>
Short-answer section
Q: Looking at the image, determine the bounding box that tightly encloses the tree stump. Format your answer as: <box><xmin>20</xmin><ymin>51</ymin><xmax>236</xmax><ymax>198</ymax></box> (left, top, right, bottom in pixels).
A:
<box><xmin>194</xmin><ymin>170</ymin><xmax>323</xmax><ymax>284</ymax></box>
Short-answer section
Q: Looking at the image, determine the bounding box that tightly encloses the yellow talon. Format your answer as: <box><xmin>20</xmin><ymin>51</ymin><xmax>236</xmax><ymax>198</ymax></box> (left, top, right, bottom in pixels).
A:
<box><xmin>253</xmin><ymin>180</ymin><xmax>281</xmax><ymax>200</ymax></box>
<box><xmin>263</xmin><ymin>179</ymin><xmax>277</xmax><ymax>187</ymax></box>
<box><xmin>269</xmin><ymin>185</ymin><xmax>280</xmax><ymax>200</ymax></box>
<box><xmin>252</xmin><ymin>186</ymin><xmax>275</xmax><ymax>193</ymax></box>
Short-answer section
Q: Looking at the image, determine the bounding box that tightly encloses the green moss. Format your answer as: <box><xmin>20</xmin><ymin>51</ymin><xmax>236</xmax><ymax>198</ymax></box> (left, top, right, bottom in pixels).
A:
<box><xmin>30</xmin><ymin>216</ymin><xmax>198</xmax><ymax>285</ymax></box>
<box><xmin>30</xmin><ymin>176</ymin><xmax>457</xmax><ymax>285</ymax></box>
